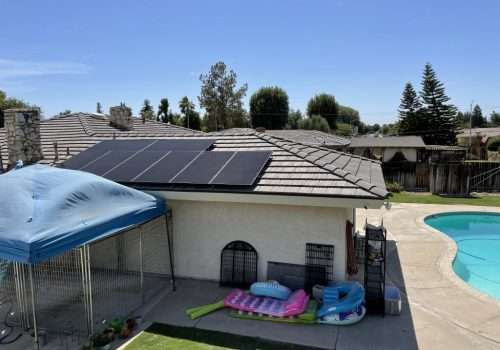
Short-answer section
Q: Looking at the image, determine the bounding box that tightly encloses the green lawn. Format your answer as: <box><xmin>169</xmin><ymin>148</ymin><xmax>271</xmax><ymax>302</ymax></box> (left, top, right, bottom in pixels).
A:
<box><xmin>390</xmin><ymin>192</ymin><xmax>500</xmax><ymax>207</ymax></box>
<box><xmin>125</xmin><ymin>323</ymin><xmax>321</xmax><ymax>350</ymax></box>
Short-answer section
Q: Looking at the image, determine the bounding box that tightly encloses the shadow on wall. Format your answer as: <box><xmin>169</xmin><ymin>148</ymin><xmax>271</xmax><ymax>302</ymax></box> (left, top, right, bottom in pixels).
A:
<box><xmin>336</xmin><ymin>239</ymin><xmax>418</xmax><ymax>350</ymax></box>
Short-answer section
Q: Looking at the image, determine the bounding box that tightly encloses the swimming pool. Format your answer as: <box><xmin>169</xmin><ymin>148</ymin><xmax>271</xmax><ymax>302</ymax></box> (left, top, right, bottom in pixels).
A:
<box><xmin>425</xmin><ymin>212</ymin><xmax>500</xmax><ymax>299</ymax></box>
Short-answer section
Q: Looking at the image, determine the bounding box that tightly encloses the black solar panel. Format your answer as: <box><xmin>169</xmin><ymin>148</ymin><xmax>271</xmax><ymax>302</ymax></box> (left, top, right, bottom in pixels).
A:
<box><xmin>63</xmin><ymin>139</ymin><xmax>215</xmax><ymax>170</ymax></box>
<box><xmin>104</xmin><ymin>151</ymin><xmax>169</xmax><ymax>182</ymax></box>
<box><xmin>80</xmin><ymin>151</ymin><xmax>135</xmax><ymax>176</ymax></box>
<box><xmin>63</xmin><ymin>140</ymin><xmax>271</xmax><ymax>188</ymax></box>
<box><xmin>63</xmin><ymin>148</ymin><xmax>109</xmax><ymax>170</ymax></box>
<box><xmin>211</xmin><ymin>151</ymin><xmax>271</xmax><ymax>186</ymax></box>
<box><xmin>133</xmin><ymin>151</ymin><xmax>200</xmax><ymax>183</ymax></box>
<box><xmin>147</xmin><ymin>139</ymin><xmax>215</xmax><ymax>151</ymax></box>
<box><xmin>92</xmin><ymin>139</ymin><xmax>156</xmax><ymax>151</ymax></box>
<box><xmin>171</xmin><ymin>151</ymin><xmax>234</xmax><ymax>184</ymax></box>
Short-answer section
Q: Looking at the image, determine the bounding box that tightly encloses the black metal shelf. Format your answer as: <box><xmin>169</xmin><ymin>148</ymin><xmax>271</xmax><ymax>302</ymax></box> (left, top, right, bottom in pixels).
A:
<box><xmin>364</xmin><ymin>223</ymin><xmax>386</xmax><ymax>316</ymax></box>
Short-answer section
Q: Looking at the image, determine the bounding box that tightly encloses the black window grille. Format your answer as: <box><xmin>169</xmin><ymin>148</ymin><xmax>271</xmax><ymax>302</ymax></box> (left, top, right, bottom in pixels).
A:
<box><xmin>220</xmin><ymin>241</ymin><xmax>257</xmax><ymax>288</ymax></box>
<box><xmin>305</xmin><ymin>243</ymin><xmax>334</xmax><ymax>291</ymax></box>
<box><xmin>267</xmin><ymin>261</ymin><xmax>307</xmax><ymax>291</ymax></box>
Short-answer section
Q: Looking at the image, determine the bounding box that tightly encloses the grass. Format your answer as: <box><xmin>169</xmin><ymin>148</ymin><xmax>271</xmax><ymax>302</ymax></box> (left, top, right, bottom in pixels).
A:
<box><xmin>390</xmin><ymin>192</ymin><xmax>500</xmax><ymax>207</ymax></box>
<box><xmin>125</xmin><ymin>323</ymin><xmax>322</xmax><ymax>350</ymax></box>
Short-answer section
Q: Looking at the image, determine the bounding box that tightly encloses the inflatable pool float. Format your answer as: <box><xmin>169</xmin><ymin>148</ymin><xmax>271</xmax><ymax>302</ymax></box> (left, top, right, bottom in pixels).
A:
<box><xmin>317</xmin><ymin>281</ymin><xmax>366</xmax><ymax>325</ymax></box>
<box><xmin>224</xmin><ymin>289</ymin><xmax>309</xmax><ymax>317</ymax></box>
<box><xmin>317</xmin><ymin>304</ymin><xmax>366</xmax><ymax>325</ymax></box>
<box><xmin>250</xmin><ymin>281</ymin><xmax>291</xmax><ymax>300</ymax></box>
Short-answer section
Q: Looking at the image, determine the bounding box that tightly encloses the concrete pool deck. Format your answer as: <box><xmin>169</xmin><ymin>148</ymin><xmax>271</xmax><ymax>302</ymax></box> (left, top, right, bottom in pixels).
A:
<box><xmin>358</xmin><ymin>203</ymin><xmax>500</xmax><ymax>350</ymax></box>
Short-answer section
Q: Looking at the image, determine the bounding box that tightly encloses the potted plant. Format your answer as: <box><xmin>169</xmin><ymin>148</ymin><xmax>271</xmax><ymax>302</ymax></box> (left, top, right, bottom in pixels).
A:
<box><xmin>91</xmin><ymin>333</ymin><xmax>113</xmax><ymax>350</ymax></box>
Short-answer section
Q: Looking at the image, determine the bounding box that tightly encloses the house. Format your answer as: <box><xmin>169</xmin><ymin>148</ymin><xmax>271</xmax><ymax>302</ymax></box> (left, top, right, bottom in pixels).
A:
<box><xmin>348</xmin><ymin>135</ymin><xmax>466</xmax><ymax>163</ymax></box>
<box><xmin>0</xmin><ymin>107</ymin><xmax>387</xmax><ymax>285</ymax></box>
<box><xmin>457</xmin><ymin>127</ymin><xmax>500</xmax><ymax>160</ymax></box>
<box><xmin>348</xmin><ymin>136</ymin><xmax>426</xmax><ymax>162</ymax></box>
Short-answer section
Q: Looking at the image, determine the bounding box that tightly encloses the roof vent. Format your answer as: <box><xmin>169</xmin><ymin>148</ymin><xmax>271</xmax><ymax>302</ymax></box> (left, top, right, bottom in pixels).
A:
<box><xmin>109</xmin><ymin>104</ymin><xmax>133</xmax><ymax>131</ymax></box>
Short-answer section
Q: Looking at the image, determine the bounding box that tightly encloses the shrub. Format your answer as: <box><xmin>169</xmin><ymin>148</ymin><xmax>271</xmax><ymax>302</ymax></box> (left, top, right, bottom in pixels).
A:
<box><xmin>298</xmin><ymin>115</ymin><xmax>330</xmax><ymax>132</ymax></box>
<box><xmin>487</xmin><ymin>137</ymin><xmax>500</xmax><ymax>152</ymax></box>
<box><xmin>386</xmin><ymin>181</ymin><xmax>404</xmax><ymax>193</ymax></box>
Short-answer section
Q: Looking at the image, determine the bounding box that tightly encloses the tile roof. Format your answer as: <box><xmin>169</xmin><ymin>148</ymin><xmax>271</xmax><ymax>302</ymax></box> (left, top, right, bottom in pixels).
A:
<box><xmin>258</xmin><ymin>129</ymin><xmax>350</xmax><ymax>148</ymax></box>
<box><xmin>349</xmin><ymin>136</ymin><xmax>426</xmax><ymax>148</ymax></box>
<box><xmin>0</xmin><ymin>113</ymin><xmax>388</xmax><ymax>201</ymax></box>
<box><xmin>425</xmin><ymin>145</ymin><xmax>466</xmax><ymax>151</ymax></box>
<box><xmin>457</xmin><ymin>127</ymin><xmax>500</xmax><ymax>138</ymax></box>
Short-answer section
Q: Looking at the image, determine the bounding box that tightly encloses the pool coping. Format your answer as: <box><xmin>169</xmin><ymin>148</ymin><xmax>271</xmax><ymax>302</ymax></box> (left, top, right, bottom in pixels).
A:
<box><xmin>418</xmin><ymin>208</ymin><xmax>500</xmax><ymax>306</ymax></box>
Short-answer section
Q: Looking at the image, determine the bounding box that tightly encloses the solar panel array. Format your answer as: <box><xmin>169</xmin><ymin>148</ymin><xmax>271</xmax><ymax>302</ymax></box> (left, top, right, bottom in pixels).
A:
<box><xmin>62</xmin><ymin>139</ymin><xmax>271</xmax><ymax>187</ymax></box>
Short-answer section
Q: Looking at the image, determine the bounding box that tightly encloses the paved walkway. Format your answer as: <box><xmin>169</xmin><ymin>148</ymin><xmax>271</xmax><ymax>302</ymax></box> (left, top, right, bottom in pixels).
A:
<box><xmin>358</xmin><ymin>203</ymin><xmax>500</xmax><ymax>350</ymax></box>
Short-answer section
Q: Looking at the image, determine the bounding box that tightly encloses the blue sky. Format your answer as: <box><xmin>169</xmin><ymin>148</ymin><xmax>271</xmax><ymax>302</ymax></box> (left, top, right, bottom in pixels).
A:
<box><xmin>1</xmin><ymin>0</ymin><xmax>500</xmax><ymax>124</ymax></box>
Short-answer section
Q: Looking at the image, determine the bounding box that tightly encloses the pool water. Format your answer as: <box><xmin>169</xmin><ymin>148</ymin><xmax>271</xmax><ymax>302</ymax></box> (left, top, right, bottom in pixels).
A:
<box><xmin>425</xmin><ymin>212</ymin><xmax>500</xmax><ymax>299</ymax></box>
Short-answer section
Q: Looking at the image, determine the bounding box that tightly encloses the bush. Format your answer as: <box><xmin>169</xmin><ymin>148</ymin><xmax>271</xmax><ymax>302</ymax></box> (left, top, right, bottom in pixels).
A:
<box><xmin>335</xmin><ymin>122</ymin><xmax>353</xmax><ymax>136</ymax></box>
<box><xmin>298</xmin><ymin>115</ymin><xmax>330</xmax><ymax>132</ymax></box>
<box><xmin>487</xmin><ymin>137</ymin><xmax>500</xmax><ymax>152</ymax></box>
<box><xmin>306</xmin><ymin>94</ymin><xmax>338</xmax><ymax>129</ymax></box>
<box><xmin>386</xmin><ymin>181</ymin><xmax>404</xmax><ymax>193</ymax></box>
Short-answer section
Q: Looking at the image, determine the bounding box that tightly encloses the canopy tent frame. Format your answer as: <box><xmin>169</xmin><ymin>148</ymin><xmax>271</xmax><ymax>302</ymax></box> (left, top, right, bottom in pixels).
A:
<box><xmin>11</xmin><ymin>211</ymin><xmax>175</xmax><ymax>349</ymax></box>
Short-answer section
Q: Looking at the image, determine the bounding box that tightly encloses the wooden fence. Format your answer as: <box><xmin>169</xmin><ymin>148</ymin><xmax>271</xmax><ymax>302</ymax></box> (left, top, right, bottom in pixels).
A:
<box><xmin>383</xmin><ymin>161</ymin><xmax>500</xmax><ymax>194</ymax></box>
<box><xmin>430</xmin><ymin>162</ymin><xmax>500</xmax><ymax>194</ymax></box>
<box><xmin>382</xmin><ymin>162</ymin><xmax>429</xmax><ymax>191</ymax></box>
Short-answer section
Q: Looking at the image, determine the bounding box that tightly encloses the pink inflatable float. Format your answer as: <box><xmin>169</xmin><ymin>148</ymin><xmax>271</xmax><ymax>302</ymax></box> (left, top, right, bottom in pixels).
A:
<box><xmin>224</xmin><ymin>289</ymin><xmax>309</xmax><ymax>317</ymax></box>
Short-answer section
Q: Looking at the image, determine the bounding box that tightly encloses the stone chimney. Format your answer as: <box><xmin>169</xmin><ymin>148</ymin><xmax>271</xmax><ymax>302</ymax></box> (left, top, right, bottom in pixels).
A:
<box><xmin>109</xmin><ymin>104</ymin><xmax>134</xmax><ymax>131</ymax></box>
<box><xmin>4</xmin><ymin>108</ymin><xmax>43</xmax><ymax>168</ymax></box>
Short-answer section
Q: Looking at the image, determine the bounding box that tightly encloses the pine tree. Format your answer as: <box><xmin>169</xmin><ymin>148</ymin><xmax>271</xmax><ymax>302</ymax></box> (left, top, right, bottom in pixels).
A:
<box><xmin>419</xmin><ymin>63</ymin><xmax>458</xmax><ymax>145</ymax></box>
<box><xmin>397</xmin><ymin>82</ymin><xmax>423</xmax><ymax>135</ymax></box>
<box><xmin>471</xmin><ymin>104</ymin><xmax>485</xmax><ymax>127</ymax></box>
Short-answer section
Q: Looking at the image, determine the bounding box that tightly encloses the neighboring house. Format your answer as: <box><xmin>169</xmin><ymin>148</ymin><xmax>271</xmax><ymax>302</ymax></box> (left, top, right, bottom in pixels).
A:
<box><xmin>0</xmin><ymin>108</ymin><xmax>387</xmax><ymax>283</ymax></box>
<box><xmin>457</xmin><ymin>127</ymin><xmax>500</xmax><ymax>160</ymax></box>
<box><xmin>423</xmin><ymin>145</ymin><xmax>466</xmax><ymax>162</ymax></box>
<box><xmin>348</xmin><ymin>136</ymin><xmax>466</xmax><ymax>163</ymax></box>
<box><xmin>348</xmin><ymin>136</ymin><xmax>426</xmax><ymax>162</ymax></box>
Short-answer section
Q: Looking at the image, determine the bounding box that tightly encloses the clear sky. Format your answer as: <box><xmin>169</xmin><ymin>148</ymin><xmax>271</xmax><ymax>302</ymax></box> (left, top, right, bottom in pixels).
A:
<box><xmin>1</xmin><ymin>0</ymin><xmax>499</xmax><ymax>124</ymax></box>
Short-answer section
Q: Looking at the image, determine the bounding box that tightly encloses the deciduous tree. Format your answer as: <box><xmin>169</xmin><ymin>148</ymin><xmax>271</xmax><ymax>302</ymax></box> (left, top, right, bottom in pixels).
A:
<box><xmin>491</xmin><ymin>111</ymin><xmax>500</xmax><ymax>126</ymax></box>
<box><xmin>198</xmin><ymin>61</ymin><xmax>248</xmax><ymax>131</ymax></box>
<box><xmin>179</xmin><ymin>96</ymin><xmax>201</xmax><ymax>130</ymax></box>
<box><xmin>287</xmin><ymin>109</ymin><xmax>303</xmax><ymax>129</ymax></box>
<box><xmin>0</xmin><ymin>90</ymin><xmax>29</xmax><ymax>128</ymax></box>
<box><xmin>250</xmin><ymin>86</ymin><xmax>289</xmax><ymax>129</ymax></box>
<box><xmin>140</xmin><ymin>99</ymin><xmax>155</xmax><ymax>122</ymax></box>
<box><xmin>306</xmin><ymin>94</ymin><xmax>338</xmax><ymax>129</ymax></box>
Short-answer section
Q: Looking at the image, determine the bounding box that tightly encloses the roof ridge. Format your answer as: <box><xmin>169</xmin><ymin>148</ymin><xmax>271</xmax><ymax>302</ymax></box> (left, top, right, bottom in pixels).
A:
<box><xmin>255</xmin><ymin>133</ymin><xmax>387</xmax><ymax>199</ymax></box>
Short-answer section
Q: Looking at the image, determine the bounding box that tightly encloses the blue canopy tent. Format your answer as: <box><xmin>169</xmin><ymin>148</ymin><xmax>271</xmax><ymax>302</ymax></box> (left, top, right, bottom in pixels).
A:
<box><xmin>0</xmin><ymin>165</ymin><xmax>175</xmax><ymax>348</ymax></box>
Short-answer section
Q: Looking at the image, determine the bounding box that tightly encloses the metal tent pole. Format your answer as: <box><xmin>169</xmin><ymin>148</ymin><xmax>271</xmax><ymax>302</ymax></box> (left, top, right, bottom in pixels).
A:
<box><xmin>80</xmin><ymin>247</ymin><xmax>91</xmax><ymax>335</ymax></box>
<box><xmin>85</xmin><ymin>245</ymin><xmax>94</xmax><ymax>335</ymax></box>
<box><xmin>28</xmin><ymin>265</ymin><xmax>39</xmax><ymax>350</ymax></box>
<box><xmin>164</xmin><ymin>212</ymin><xmax>176</xmax><ymax>291</ymax></box>
<box><xmin>139</xmin><ymin>230</ymin><xmax>144</xmax><ymax>303</ymax></box>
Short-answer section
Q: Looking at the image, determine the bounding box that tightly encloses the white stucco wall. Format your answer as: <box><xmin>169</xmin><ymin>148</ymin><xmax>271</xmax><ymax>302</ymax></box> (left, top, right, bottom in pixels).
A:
<box><xmin>167</xmin><ymin>200</ymin><xmax>350</xmax><ymax>282</ymax></box>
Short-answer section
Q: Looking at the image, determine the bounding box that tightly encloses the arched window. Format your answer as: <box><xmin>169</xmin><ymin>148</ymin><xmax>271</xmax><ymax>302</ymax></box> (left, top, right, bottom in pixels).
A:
<box><xmin>220</xmin><ymin>241</ymin><xmax>257</xmax><ymax>287</ymax></box>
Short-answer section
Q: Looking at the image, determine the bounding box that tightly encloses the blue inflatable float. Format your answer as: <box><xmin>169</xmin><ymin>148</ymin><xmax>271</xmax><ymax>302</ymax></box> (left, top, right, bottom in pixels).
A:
<box><xmin>250</xmin><ymin>281</ymin><xmax>291</xmax><ymax>300</ymax></box>
<box><xmin>317</xmin><ymin>281</ymin><xmax>366</xmax><ymax>325</ymax></box>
